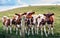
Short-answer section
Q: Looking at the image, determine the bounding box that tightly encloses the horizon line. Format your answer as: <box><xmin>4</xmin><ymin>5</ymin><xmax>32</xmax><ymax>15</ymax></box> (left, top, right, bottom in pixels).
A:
<box><xmin>0</xmin><ymin>4</ymin><xmax>60</xmax><ymax>12</ymax></box>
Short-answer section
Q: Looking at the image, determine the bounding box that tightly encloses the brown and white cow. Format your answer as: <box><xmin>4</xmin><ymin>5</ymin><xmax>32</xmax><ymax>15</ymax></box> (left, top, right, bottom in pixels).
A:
<box><xmin>24</xmin><ymin>11</ymin><xmax>35</xmax><ymax>35</ymax></box>
<box><xmin>2</xmin><ymin>16</ymin><xmax>12</xmax><ymax>33</ymax></box>
<box><xmin>44</xmin><ymin>13</ymin><xmax>54</xmax><ymax>35</ymax></box>
<box><xmin>32</xmin><ymin>14</ymin><xmax>47</xmax><ymax>36</ymax></box>
<box><xmin>12</xmin><ymin>13</ymin><xmax>27</xmax><ymax>35</ymax></box>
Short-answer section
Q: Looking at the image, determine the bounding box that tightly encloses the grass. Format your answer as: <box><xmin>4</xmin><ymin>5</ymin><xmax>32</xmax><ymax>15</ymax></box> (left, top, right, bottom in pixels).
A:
<box><xmin>0</xmin><ymin>5</ymin><xmax>60</xmax><ymax>38</ymax></box>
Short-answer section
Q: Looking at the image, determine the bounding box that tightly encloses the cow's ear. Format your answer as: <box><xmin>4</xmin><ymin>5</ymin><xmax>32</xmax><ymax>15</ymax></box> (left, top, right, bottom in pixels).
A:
<box><xmin>43</xmin><ymin>14</ymin><xmax>46</xmax><ymax>16</ymax></box>
<box><xmin>15</xmin><ymin>13</ymin><xmax>18</xmax><ymax>15</ymax></box>
<box><xmin>52</xmin><ymin>13</ymin><xmax>54</xmax><ymax>15</ymax></box>
<box><xmin>22</xmin><ymin>13</ymin><xmax>27</xmax><ymax>16</ymax></box>
<box><xmin>51</xmin><ymin>13</ymin><xmax>54</xmax><ymax>16</ymax></box>
<box><xmin>32</xmin><ymin>12</ymin><xmax>35</xmax><ymax>14</ymax></box>
<box><xmin>24</xmin><ymin>13</ymin><xmax>27</xmax><ymax>15</ymax></box>
<box><xmin>50</xmin><ymin>13</ymin><xmax>54</xmax><ymax>16</ymax></box>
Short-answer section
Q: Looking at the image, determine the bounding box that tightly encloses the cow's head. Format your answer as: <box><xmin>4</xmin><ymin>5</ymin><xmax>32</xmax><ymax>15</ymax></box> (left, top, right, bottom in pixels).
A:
<box><xmin>13</xmin><ymin>15</ymin><xmax>17</xmax><ymax>19</ymax></box>
<box><xmin>43</xmin><ymin>13</ymin><xmax>54</xmax><ymax>21</ymax></box>
<box><xmin>2</xmin><ymin>16</ymin><xmax>8</xmax><ymax>20</ymax></box>
<box><xmin>2</xmin><ymin>16</ymin><xmax>9</xmax><ymax>22</ymax></box>
<box><xmin>44</xmin><ymin>13</ymin><xmax>54</xmax><ymax>17</ymax></box>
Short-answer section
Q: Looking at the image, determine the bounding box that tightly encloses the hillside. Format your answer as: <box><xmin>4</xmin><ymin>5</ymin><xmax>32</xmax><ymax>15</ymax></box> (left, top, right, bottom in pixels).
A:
<box><xmin>0</xmin><ymin>6</ymin><xmax>60</xmax><ymax>16</ymax></box>
<box><xmin>0</xmin><ymin>6</ymin><xmax>60</xmax><ymax>38</ymax></box>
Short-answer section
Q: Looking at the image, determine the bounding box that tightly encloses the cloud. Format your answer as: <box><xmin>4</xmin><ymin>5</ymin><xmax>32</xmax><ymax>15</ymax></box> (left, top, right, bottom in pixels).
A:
<box><xmin>22</xmin><ymin>0</ymin><xmax>60</xmax><ymax>4</ymax></box>
<box><xmin>0</xmin><ymin>0</ymin><xmax>17</xmax><ymax>6</ymax></box>
<box><xmin>42</xmin><ymin>0</ymin><xmax>58</xmax><ymax>3</ymax></box>
<box><xmin>17</xmin><ymin>0</ymin><xmax>28</xmax><ymax>5</ymax></box>
<box><xmin>0</xmin><ymin>0</ymin><xmax>6</xmax><ymax>4</ymax></box>
<box><xmin>0</xmin><ymin>0</ymin><xmax>28</xmax><ymax>6</ymax></box>
<box><xmin>52</xmin><ymin>1</ymin><xmax>60</xmax><ymax>4</ymax></box>
<box><xmin>0</xmin><ymin>0</ymin><xmax>60</xmax><ymax>6</ymax></box>
<box><xmin>17</xmin><ymin>0</ymin><xmax>20</xmax><ymax>4</ymax></box>
<box><xmin>7</xmin><ymin>0</ymin><xmax>11</xmax><ymax>1</ymax></box>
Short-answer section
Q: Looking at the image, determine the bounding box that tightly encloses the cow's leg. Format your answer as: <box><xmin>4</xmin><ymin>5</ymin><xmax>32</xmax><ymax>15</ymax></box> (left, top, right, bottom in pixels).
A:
<box><xmin>31</xmin><ymin>25</ymin><xmax>34</xmax><ymax>35</ymax></box>
<box><xmin>9</xmin><ymin>26</ymin><xmax>12</xmax><ymax>34</ymax></box>
<box><xmin>51</xmin><ymin>24</ymin><xmax>54</xmax><ymax>35</ymax></box>
<box><xmin>36</xmin><ymin>25</ymin><xmax>39</xmax><ymax>34</ymax></box>
<box><xmin>3</xmin><ymin>25</ymin><xmax>6</xmax><ymax>31</ymax></box>
<box><xmin>48</xmin><ymin>24</ymin><xmax>51</xmax><ymax>35</ymax></box>
<box><xmin>28</xmin><ymin>29</ymin><xmax>30</xmax><ymax>35</ymax></box>
<box><xmin>24</xmin><ymin>24</ymin><xmax>27</xmax><ymax>34</ymax></box>
<box><xmin>16</xmin><ymin>24</ymin><xmax>21</xmax><ymax>35</ymax></box>
<box><xmin>16</xmin><ymin>27</ymin><xmax>18</xmax><ymax>35</ymax></box>
<box><xmin>19</xmin><ymin>29</ymin><xmax>22</xmax><ymax>36</ymax></box>
<box><xmin>5</xmin><ymin>22</ymin><xmax>8</xmax><ymax>33</ymax></box>
<box><xmin>14</xmin><ymin>25</ymin><xmax>16</xmax><ymax>31</ymax></box>
<box><xmin>12</xmin><ymin>25</ymin><xmax>16</xmax><ymax>31</ymax></box>
<box><xmin>34</xmin><ymin>25</ymin><xmax>37</xmax><ymax>34</ymax></box>
<box><xmin>28</xmin><ymin>26</ymin><xmax>30</xmax><ymax>35</ymax></box>
<box><xmin>43</xmin><ymin>25</ymin><xmax>47</xmax><ymax>37</ymax></box>
<box><xmin>20</xmin><ymin>25</ymin><xmax>22</xmax><ymax>36</ymax></box>
<box><xmin>40</xmin><ymin>25</ymin><xmax>43</xmax><ymax>36</ymax></box>
<box><xmin>6</xmin><ymin>26</ymin><xmax>8</xmax><ymax>33</ymax></box>
<box><xmin>35</xmin><ymin>25</ymin><xmax>39</xmax><ymax>34</ymax></box>
<box><xmin>25</xmin><ymin>27</ymin><xmax>27</xmax><ymax>33</ymax></box>
<box><xmin>34</xmin><ymin>23</ymin><xmax>37</xmax><ymax>34</ymax></box>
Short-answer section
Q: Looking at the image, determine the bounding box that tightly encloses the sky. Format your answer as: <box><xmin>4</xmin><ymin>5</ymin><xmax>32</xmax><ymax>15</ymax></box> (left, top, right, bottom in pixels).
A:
<box><xmin>0</xmin><ymin>0</ymin><xmax>60</xmax><ymax>5</ymax></box>
<box><xmin>0</xmin><ymin>0</ymin><xmax>60</xmax><ymax>12</ymax></box>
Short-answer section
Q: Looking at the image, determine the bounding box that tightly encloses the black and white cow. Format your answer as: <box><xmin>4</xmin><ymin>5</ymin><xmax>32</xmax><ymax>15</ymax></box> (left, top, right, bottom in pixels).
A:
<box><xmin>32</xmin><ymin>14</ymin><xmax>47</xmax><ymax>36</ymax></box>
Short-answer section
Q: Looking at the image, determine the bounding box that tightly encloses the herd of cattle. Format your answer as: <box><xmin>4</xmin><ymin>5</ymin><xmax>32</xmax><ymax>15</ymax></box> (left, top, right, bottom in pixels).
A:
<box><xmin>2</xmin><ymin>11</ymin><xmax>54</xmax><ymax>37</ymax></box>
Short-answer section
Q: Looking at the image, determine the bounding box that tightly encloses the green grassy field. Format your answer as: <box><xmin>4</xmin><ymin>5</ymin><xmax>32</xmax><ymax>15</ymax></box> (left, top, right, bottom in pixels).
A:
<box><xmin>0</xmin><ymin>5</ymin><xmax>60</xmax><ymax>38</ymax></box>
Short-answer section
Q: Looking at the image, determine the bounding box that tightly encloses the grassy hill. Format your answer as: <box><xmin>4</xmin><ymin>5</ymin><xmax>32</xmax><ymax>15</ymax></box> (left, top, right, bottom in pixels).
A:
<box><xmin>0</xmin><ymin>5</ymin><xmax>60</xmax><ymax>38</ymax></box>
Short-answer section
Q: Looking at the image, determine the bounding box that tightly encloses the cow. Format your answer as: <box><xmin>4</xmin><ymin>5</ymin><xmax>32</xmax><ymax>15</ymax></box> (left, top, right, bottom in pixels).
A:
<box><xmin>44</xmin><ymin>13</ymin><xmax>54</xmax><ymax>35</ymax></box>
<box><xmin>24</xmin><ymin>11</ymin><xmax>35</xmax><ymax>35</ymax></box>
<box><xmin>32</xmin><ymin>15</ymin><xmax>38</xmax><ymax>35</ymax></box>
<box><xmin>12</xmin><ymin>13</ymin><xmax>27</xmax><ymax>35</ymax></box>
<box><xmin>32</xmin><ymin>14</ymin><xmax>47</xmax><ymax>37</ymax></box>
<box><xmin>2</xmin><ymin>16</ymin><xmax>12</xmax><ymax>33</ymax></box>
<box><xmin>12</xmin><ymin>13</ymin><xmax>21</xmax><ymax>35</ymax></box>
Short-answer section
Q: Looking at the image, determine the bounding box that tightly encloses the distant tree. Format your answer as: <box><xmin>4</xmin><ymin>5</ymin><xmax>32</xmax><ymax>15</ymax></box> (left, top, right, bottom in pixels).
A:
<box><xmin>29</xmin><ymin>5</ymin><xmax>31</xmax><ymax>7</ymax></box>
